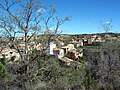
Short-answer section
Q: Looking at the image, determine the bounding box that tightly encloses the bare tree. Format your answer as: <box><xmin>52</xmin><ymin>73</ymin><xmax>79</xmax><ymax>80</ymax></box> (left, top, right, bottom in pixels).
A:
<box><xmin>99</xmin><ymin>20</ymin><xmax>112</xmax><ymax>33</ymax></box>
<box><xmin>0</xmin><ymin>0</ymin><xmax>69</xmax><ymax>89</ymax></box>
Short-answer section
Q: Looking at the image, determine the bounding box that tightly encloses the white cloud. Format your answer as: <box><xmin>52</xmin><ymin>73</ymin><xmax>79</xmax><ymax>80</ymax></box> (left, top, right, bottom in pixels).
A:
<box><xmin>105</xmin><ymin>21</ymin><xmax>111</xmax><ymax>24</ymax></box>
<box><xmin>49</xmin><ymin>27</ymin><xmax>63</xmax><ymax>33</ymax></box>
<box><xmin>49</xmin><ymin>27</ymin><xmax>54</xmax><ymax>30</ymax></box>
<box><xmin>37</xmin><ymin>8</ymin><xmax>46</xmax><ymax>14</ymax></box>
<box><xmin>87</xmin><ymin>22</ymin><xmax>91</xmax><ymax>25</ymax></box>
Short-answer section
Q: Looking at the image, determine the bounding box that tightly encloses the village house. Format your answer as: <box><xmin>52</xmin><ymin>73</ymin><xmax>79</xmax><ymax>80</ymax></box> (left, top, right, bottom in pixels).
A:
<box><xmin>35</xmin><ymin>43</ymin><xmax>43</xmax><ymax>51</ymax></box>
<box><xmin>48</xmin><ymin>42</ymin><xmax>57</xmax><ymax>55</ymax></box>
<box><xmin>82</xmin><ymin>37</ymin><xmax>88</xmax><ymax>45</ymax></box>
<box><xmin>71</xmin><ymin>39</ymin><xmax>83</xmax><ymax>47</ymax></box>
<box><xmin>53</xmin><ymin>43</ymin><xmax>83</xmax><ymax>63</ymax></box>
<box><xmin>18</xmin><ymin>41</ymin><xmax>37</xmax><ymax>51</ymax></box>
<box><xmin>91</xmin><ymin>35</ymin><xmax>102</xmax><ymax>43</ymax></box>
<box><xmin>0</xmin><ymin>47</ymin><xmax>20</xmax><ymax>62</ymax></box>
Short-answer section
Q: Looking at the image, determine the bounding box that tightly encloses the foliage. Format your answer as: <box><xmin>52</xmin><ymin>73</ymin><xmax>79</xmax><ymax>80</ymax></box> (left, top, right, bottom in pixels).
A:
<box><xmin>0</xmin><ymin>63</ymin><xmax>7</xmax><ymax>78</ymax></box>
<box><xmin>98</xmin><ymin>42</ymin><xmax>120</xmax><ymax>90</ymax></box>
<box><xmin>83</xmin><ymin>40</ymin><xmax>120</xmax><ymax>90</ymax></box>
<box><xmin>0</xmin><ymin>57</ymin><xmax>8</xmax><ymax>78</ymax></box>
<box><xmin>83</xmin><ymin>49</ymin><xmax>99</xmax><ymax>90</ymax></box>
<box><xmin>36</xmin><ymin>56</ymin><xmax>85</xmax><ymax>90</ymax></box>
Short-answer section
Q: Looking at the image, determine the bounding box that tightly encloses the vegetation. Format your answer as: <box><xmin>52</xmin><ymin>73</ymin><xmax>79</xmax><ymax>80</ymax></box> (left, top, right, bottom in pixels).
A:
<box><xmin>0</xmin><ymin>57</ymin><xmax>8</xmax><ymax>90</ymax></box>
<box><xmin>0</xmin><ymin>0</ymin><xmax>120</xmax><ymax>90</ymax></box>
<box><xmin>0</xmin><ymin>57</ymin><xmax>8</xmax><ymax>78</ymax></box>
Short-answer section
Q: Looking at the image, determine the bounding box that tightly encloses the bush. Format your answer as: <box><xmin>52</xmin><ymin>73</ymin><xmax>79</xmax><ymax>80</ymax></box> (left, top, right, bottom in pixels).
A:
<box><xmin>0</xmin><ymin>63</ymin><xmax>8</xmax><ymax>78</ymax></box>
<box><xmin>0</xmin><ymin>57</ymin><xmax>8</xmax><ymax>78</ymax></box>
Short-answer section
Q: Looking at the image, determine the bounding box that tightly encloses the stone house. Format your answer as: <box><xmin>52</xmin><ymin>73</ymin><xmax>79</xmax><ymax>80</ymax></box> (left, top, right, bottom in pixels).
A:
<box><xmin>0</xmin><ymin>48</ymin><xmax>20</xmax><ymax>62</ymax></box>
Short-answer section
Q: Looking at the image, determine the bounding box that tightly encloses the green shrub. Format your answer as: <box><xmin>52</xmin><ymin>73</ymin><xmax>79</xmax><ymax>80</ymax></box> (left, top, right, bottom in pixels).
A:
<box><xmin>0</xmin><ymin>57</ymin><xmax>8</xmax><ymax>78</ymax></box>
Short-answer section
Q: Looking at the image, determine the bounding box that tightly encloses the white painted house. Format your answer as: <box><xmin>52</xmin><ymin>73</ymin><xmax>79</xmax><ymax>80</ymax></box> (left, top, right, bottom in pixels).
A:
<box><xmin>58</xmin><ymin>49</ymin><xmax>64</xmax><ymax>58</ymax></box>
<box><xmin>49</xmin><ymin>42</ymin><xmax>57</xmax><ymax>55</ymax></box>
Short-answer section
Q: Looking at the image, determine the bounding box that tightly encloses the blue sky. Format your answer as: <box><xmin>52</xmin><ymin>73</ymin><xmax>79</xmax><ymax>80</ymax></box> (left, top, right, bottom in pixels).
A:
<box><xmin>0</xmin><ymin>0</ymin><xmax>120</xmax><ymax>34</ymax></box>
<box><xmin>48</xmin><ymin>0</ymin><xmax>120</xmax><ymax>34</ymax></box>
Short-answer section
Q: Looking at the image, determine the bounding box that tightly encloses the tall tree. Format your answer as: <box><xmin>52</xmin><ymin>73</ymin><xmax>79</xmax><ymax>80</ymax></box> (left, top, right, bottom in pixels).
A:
<box><xmin>0</xmin><ymin>0</ymin><xmax>69</xmax><ymax>89</ymax></box>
